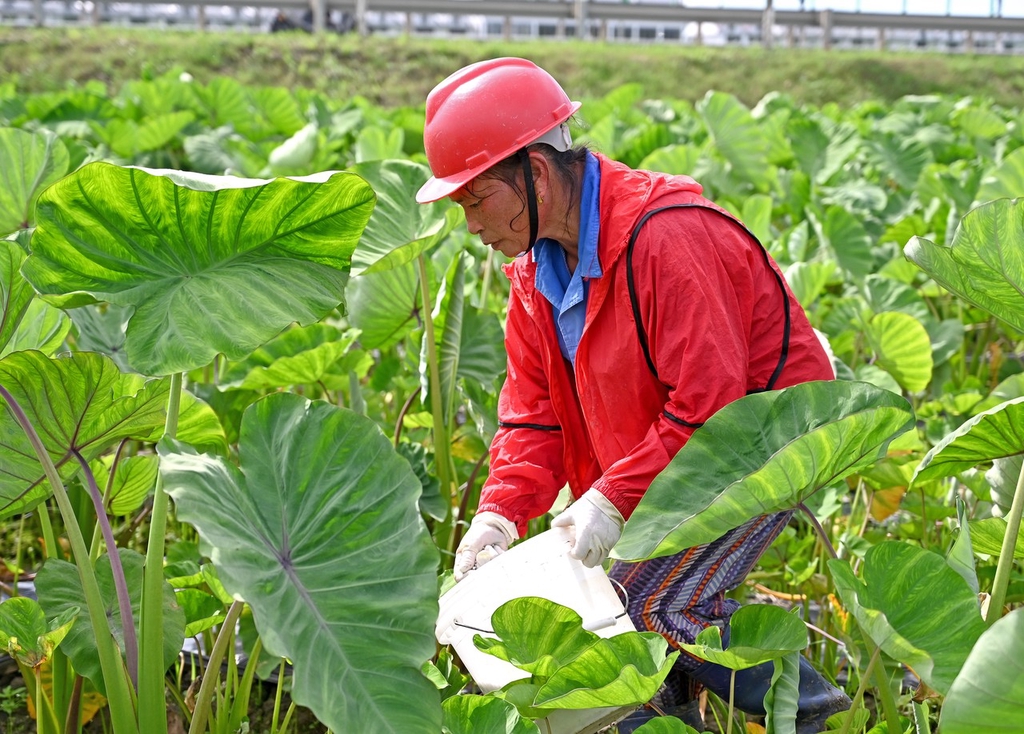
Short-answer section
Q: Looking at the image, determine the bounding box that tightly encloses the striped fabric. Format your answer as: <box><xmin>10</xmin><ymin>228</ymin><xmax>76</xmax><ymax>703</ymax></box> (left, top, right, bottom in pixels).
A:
<box><xmin>609</xmin><ymin>510</ymin><xmax>794</xmax><ymax>674</ymax></box>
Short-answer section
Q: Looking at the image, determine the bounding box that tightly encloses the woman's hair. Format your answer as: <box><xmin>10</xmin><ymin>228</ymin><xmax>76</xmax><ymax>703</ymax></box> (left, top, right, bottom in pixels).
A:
<box><xmin>467</xmin><ymin>143</ymin><xmax>590</xmax><ymax>235</ymax></box>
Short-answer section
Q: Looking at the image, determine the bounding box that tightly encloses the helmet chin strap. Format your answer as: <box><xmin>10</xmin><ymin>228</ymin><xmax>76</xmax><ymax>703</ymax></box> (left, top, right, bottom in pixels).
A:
<box><xmin>517</xmin><ymin>148</ymin><xmax>539</xmax><ymax>253</ymax></box>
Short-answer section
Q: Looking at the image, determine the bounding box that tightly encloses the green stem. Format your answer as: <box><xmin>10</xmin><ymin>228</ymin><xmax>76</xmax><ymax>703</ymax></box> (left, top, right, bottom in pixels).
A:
<box><xmin>13</xmin><ymin>513</ymin><xmax>25</xmax><ymax>587</ymax></box>
<box><xmin>477</xmin><ymin>247</ymin><xmax>495</xmax><ymax>310</ymax></box>
<box><xmin>37</xmin><ymin>667</ymin><xmax>63</xmax><ymax>734</ymax></box>
<box><xmin>0</xmin><ymin>386</ymin><xmax>138</xmax><ymax>734</ymax></box>
<box><xmin>279</xmin><ymin>702</ymin><xmax>297</xmax><ymax>734</ymax></box>
<box><xmin>986</xmin><ymin>457</ymin><xmax>1024</xmax><ymax>624</ymax></box>
<box><xmin>229</xmin><ymin>637</ymin><xmax>262</xmax><ymax>731</ymax></box>
<box><xmin>726</xmin><ymin>668</ymin><xmax>735</xmax><ymax>734</ymax></box>
<box><xmin>920</xmin><ymin>488</ymin><xmax>929</xmax><ymax>550</ymax></box>
<box><xmin>139</xmin><ymin>372</ymin><xmax>182</xmax><ymax>734</ymax></box>
<box><xmin>73</xmin><ymin>451</ymin><xmax>138</xmax><ymax>687</ymax></box>
<box><xmin>956</xmin><ymin>303</ymin><xmax>968</xmax><ymax>385</ymax></box>
<box><xmin>39</xmin><ymin>500</ymin><xmax>57</xmax><ymax>560</ymax></box>
<box><xmin>971</xmin><ymin>319</ymin><xmax>994</xmax><ymax>381</ymax></box>
<box><xmin>64</xmin><ymin>673</ymin><xmax>84</xmax><ymax>734</ymax></box>
<box><xmin>90</xmin><ymin>439</ymin><xmax>129</xmax><ymax>562</ymax></box>
<box><xmin>869</xmin><ymin>644</ymin><xmax>902</xmax><ymax>734</ymax></box>
<box><xmin>270</xmin><ymin>659</ymin><xmax>286</xmax><ymax>734</ymax></box>
<box><xmin>187</xmin><ymin>600</ymin><xmax>245</xmax><ymax>734</ymax></box>
<box><xmin>837</xmin><ymin>645</ymin><xmax>881</xmax><ymax>734</ymax></box>
<box><xmin>912</xmin><ymin>700</ymin><xmax>931</xmax><ymax>734</ymax></box>
<box><xmin>416</xmin><ymin>255</ymin><xmax>453</xmax><ymax>502</ymax></box>
<box><xmin>799</xmin><ymin>502</ymin><xmax>839</xmax><ymax>559</ymax></box>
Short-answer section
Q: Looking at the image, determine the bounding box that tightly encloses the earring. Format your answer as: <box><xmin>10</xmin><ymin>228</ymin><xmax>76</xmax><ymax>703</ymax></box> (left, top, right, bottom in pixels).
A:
<box><xmin>538</xmin><ymin>195</ymin><xmax>544</xmax><ymax>205</ymax></box>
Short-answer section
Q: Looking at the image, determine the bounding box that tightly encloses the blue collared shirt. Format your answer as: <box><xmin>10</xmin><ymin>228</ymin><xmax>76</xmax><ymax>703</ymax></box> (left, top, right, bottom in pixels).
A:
<box><xmin>533</xmin><ymin>152</ymin><xmax>602</xmax><ymax>365</ymax></box>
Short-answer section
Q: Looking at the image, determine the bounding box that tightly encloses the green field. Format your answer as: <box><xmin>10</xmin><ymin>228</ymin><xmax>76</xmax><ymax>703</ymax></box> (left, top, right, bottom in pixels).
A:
<box><xmin>3</xmin><ymin>26</ymin><xmax>1024</xmax><ymax>108</ymax></box>
<box><xmin>2</xmin><ymin>23</ymin><xmax>1023</xmax><ymax>734</ymax></box>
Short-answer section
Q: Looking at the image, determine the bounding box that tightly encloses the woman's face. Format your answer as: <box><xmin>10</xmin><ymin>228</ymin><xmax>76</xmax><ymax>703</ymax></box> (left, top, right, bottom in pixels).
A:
<box><xmin>450</xmin><ymin>176</ymin><xmax>531</xmax><ymax>259</ymax></box>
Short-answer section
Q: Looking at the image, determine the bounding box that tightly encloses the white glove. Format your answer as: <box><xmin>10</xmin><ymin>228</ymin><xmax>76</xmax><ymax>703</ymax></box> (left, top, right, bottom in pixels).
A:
<box><xmin>453</xmin><ymin>512</ymin><xmax>519</xmax><ymax>582</ymax></box>
<box><xmin>551</xmin><ymin>489</ymin><xmax>625</xmax><ymax>568</ymax></box>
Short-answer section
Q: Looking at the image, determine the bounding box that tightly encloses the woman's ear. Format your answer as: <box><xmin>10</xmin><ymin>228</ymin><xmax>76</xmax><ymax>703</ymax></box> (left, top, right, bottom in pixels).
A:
<box><xmin>528</xmin><ymin>149</ymin><xmax>552</xmax><ymax>201</ymax></box>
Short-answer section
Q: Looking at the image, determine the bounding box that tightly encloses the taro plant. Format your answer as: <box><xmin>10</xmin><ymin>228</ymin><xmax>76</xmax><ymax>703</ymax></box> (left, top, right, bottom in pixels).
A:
<box><xmin>432</xmin><ymin>596</ymin><xmax>681</xmax><ymax>733</ymax></box>
<box><xmin>905</xmin><ymin>196</ymin><xmax>1024</xmax><ymax>626</ymax></box>
<box><xmin>0</xmin><ymin>158</ymin><xmax>448</xmax><ymax>732</ymax></box>
<box><xmin>0</xmin><ymin>596</ymin><xmax>78</xmax><ymax>734</ymax></box>
<box><xmin>674</xmin><ymin>604</ymin><xmax>809</xmax><ymax>734</ymax></box>
<box><xmin>615</xmin><ymin>379</ymin><xmax>916</xmax><ymax>733</ymax></box>
<box><xmin>2</xmin><ymin>77</ymin><xmax>1023</xmax><ymax>733</ymax></box>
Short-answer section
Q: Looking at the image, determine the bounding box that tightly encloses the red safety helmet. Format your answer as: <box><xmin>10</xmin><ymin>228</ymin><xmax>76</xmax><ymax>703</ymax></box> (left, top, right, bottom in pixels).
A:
<box><xmin>416</xmin><ymin>57</ymin><xmax>582</xmax><ymax>204</ymax></box>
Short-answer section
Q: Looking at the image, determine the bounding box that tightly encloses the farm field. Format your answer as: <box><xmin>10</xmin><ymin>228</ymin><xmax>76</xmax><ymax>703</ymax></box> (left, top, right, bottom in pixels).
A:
<box><xmin>0</xmin><ymin>27</ymin><xmax>1022</xmax><ymax>734</ymax></box>
<box><xmin>3</xmin><ymin>27</ymin><xmax>1024</xmax><ymax>106</ymax></box>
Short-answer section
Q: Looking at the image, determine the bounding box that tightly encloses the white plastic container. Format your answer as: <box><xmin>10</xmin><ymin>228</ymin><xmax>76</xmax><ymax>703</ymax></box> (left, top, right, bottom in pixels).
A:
<box><xmin>436</xmin><ymin>526</ymin><xmax>639</xmax><ymax>734</ymax></box>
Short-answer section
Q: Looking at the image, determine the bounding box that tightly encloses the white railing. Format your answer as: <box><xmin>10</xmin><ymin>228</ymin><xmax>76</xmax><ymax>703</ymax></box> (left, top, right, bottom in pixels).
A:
<box><xmin>3</xmin><ymin>0</ymin><xmax>1022</xmax><ymax>52</ymax></box>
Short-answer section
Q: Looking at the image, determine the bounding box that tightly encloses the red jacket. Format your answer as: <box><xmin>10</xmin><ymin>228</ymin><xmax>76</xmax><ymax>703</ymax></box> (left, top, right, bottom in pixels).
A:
<box><xmin>478</xmin><ymin>154</ymin><xmax>833</xmax><ymax>534</ymax></box>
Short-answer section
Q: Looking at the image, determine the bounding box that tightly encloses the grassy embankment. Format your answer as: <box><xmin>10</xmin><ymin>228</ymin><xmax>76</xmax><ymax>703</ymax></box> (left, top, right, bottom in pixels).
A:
<box><xmin>2</xmin><ymin>26</ymin><xmax>1024</xmax><ymax>109</ymax></box>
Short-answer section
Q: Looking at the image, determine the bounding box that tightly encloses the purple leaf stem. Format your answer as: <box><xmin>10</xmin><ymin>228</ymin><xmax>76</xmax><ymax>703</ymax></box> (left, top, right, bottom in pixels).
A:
<box><xmin>72</xmin><ymin>449</ymin><xmax>139</xmax><ymax>688</ymax></box>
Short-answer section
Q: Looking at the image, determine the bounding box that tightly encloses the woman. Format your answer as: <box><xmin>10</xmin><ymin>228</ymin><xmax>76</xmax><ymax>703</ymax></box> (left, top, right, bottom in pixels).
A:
<box><xmin>416</xmin><ymin>57</ymin><xmax>850</xmax><ymax>733</ymax></box>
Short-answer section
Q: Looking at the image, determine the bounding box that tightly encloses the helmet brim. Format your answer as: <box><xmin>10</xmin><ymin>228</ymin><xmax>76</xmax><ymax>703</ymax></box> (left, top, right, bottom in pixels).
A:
<box><xmin>415</xmin><ymin>171</ymin><xmax>475</xmax><ymax>204</ymax></box>
<box><xmin>416</xmin><ymin>100</ymin><xmax>582</xmax><ymax>204</ymax></box>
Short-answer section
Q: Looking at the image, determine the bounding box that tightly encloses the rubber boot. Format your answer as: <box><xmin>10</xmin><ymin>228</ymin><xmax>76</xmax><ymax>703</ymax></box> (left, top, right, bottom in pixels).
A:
<box><xmin>690</xmin><ymin>656</ymin><xmax>851</xmax><ymax>734</ymax></box>
<box><xmin>615</xmin><ymin>699</ymin><xmax>704</xmax><ymax>733</ymax></box>
<box><xmin>615</xmin><ymin>665</ymin><xmax>704</xmax><ymax>733</ymax></box>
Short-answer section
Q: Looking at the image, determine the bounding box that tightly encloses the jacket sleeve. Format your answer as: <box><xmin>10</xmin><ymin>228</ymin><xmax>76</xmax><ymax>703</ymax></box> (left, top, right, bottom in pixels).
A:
<box><xmin>592</xmin><ymin>206</ymin><xmax>830</xmax><ymax>518</ymax></box>
<box><xmin>476</xmin><ymin>288</ymin><xmax>567</xmax><ymax>535</ymax></box>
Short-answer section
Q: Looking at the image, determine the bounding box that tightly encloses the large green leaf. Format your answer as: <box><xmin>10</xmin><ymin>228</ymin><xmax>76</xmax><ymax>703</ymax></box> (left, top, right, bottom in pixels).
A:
<box><xmin>816</xmin><ymin>119</ymin><xmax>862</xmax><ymax>186</ymax></box>
<box><xmin>91</xmin><ymin>112</ymin><xmax>195</xmax><ymax>159</ymax></box>
<box><xmin>828</xmin><ymin>542</ymin><xmax>986</xmax><ymax>695</ymax></box>
<box><xmin>0</xmin><ymin>596</ymin><xmax>78</xmax><ymax>668</ymax></box>
<box><xmin>428</xmin><ymin>253</ymin><xmax>466</xmax><ymax>424</ymax></box>
<box><xmin>159</xmin><ymin>392</ymin><xmax>441</xmax><ymax>733</ymax></box>
<box><xmin>861</xmin><ymin>275</ymin><xmax>931</xmax><ymax>323</ymax></box>
<box><xmin>24</xmin><ymin>162</ymin><xmax>375</xmax><ymax>375</ymax></box>
<box><xmin>912</xmin><ymin>396</ymin><xmax>1024</xmax><ymax>484</ymax></box>
<box><xmin>0</xmin><ymin>297</ymin><xmax>70</xmax><ymax>359</ymax></box>
<box><xmin>783</xmin><ymin>261</ymin><xmax>835</xmax><ymax>308</ymax></box>
<box><xmin>677</xmin><ymin>604</ymin><xmax>807</xmax><ymax>671</ymax></box>
<box><xmin>696</xmin><ymin>91</ymin><xmax>771</xmax><ymax>190</ymax></box>
<box><xmin>947</xmin><ymin>498</ymin><xmax>979</xmax><ymax>595</ymax></box>
<box><xmin>818</xmin><ymin>206</ymin><xmax>874</xmax><ymax>280</ymax></box>
<box><xmin>865</xmin><ymin>135</ymin><xmax>930</xmax><ymax>190</ymax></box>
<box><xmin>0</xmin><ymin>235</ymin><xmax>35</xmax><ymax>354</ymax></box>
<box><xmin>350</xmin><ymin>159</ymin><xmax>463</xmax><ymax>276</ymax></box>
<box><xmin>904</xmin><ymin>198</ymin><xmax>1024</xmax><ymax>332</ymax></box>
<box><xmin>218</xmin><ymin>323</ymin><xmax>358</xmax><ymax>391</ymax></box>
<box><xmin>952</xmin><ymin>106</ymin><xmax>1008</xmax><ymax>141</ymax></box>
<box><xmin>939</xmin><ymin>607</ymin><xmax>1024</xmax><ymax>734</ymax></box>
<box><xmin>0</xmin><ymin>350</ymin><xmax>225</xmax><ymax>519</ymax></box>
<box><xmin>615</xmin><ymin>381</ymin><xmax>914</xmax><ymax>560</ymax></box>
<box><xmin>66</xmin><ymin>303</ymin><xmax>131</xmax><ymax>371</ymax></box>
<box><xmin>35</xmin><ymin>549</ymin><xmax>184</xmax><ymax>692</ymax></box>
<box><xmin>0</xmin><ymin>127</ymin><xmax>70</xmax><ymax>235</ymax></box>
<box><xmin>863</xmin><ymin>311</ymin><xmax>933</xmax><ymax>393</ymax></box>
<box><xmin>441</xmin><ymin>695</ymin><xmax>541</xmax><ymax>734</ymax></box>
<box><xmin>969</xmin><ymin>517</ymin><xmax>1024</xmax><ymax>560</ymax></box>
<box><xmin>478</xmin><ymin>597</ymin><xmax>676</xmax><ymax>712</ymax></box>
<box><xmin>191</xmin><ymin>78</ymin><xmax>304</xmax><ymax>141</ymax></box>
<box><xmin>975</xmin><ymin>147</ymin><xmax>1024</xmax><ymax>205</ymax></box>
<box><xmin>347</xmin><ymin>260</ymin><xmax>421</xmax><ymax>350</ymax></box>
<box><xmin>628</xmin><ymin>720</ymin><xmax>699</xmax><ymax>733</ymax></box>
<box><xmin>267</xmin><ymin>122</ymin><xmax>319</xmax><ymax>174</ymax></box>
<box><xmin>93</xmin><ymin>454</ymin><xmax>159</xmax><ymax>516</ymax></box>
<box><xmin>355</xmin><ymin>126</ymin><xmax>405</xmax><ymax>163</ymax></box>
<box><xmin>457</xmin><ymin>308</ymin><xmax>506</xmax><ymax>388</ymax></box>
<box><xmin>638</xmin><ymin>144</ymin><xmax>702</xmax><ymax>177</ymax></box>
<box><xmin>764</xmin><ymin>651</ymin><xmax>800</xmax><ymax>734</ymax></box>
<box><xmin>787</xmin><ymin>117</ymin><xmax>830</xmax><ymax>182</ymax></box>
